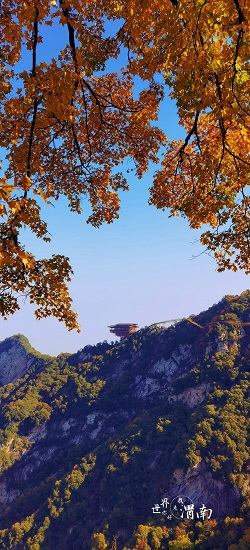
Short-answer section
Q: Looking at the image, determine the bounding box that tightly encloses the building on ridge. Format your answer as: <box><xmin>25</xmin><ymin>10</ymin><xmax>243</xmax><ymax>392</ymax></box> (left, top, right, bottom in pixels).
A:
<box><xmin>108</xmin><ymin>323</ymin><xmax>139</xmax><ymax>339</ymax></box>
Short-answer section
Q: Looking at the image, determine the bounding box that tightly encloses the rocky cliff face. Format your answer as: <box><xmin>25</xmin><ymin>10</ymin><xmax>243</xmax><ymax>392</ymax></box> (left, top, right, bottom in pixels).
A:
<box><xmin>0</xmin><ymin>334</ymin><xmax>49</xmax><ymax>386</ymax></box>
<box><xmin>0</xmin><ymin>292</ymin><xmax>249</xmax><ymax>549</ymax></box>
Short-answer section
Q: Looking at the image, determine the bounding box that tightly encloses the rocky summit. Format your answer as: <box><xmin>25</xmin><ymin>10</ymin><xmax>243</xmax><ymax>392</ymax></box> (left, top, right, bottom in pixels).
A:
<box><xmin>0</xmin><ymin>292</ymin><xmax>249</xmax><ymax>549</ymax></box>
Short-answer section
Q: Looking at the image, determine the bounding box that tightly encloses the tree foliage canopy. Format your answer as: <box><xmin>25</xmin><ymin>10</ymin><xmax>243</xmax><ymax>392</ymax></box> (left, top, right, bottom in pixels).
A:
<box><xmin>0</xmin><ymin>0</ymin><xmax>249</xmax><ymax>328</ymax></box>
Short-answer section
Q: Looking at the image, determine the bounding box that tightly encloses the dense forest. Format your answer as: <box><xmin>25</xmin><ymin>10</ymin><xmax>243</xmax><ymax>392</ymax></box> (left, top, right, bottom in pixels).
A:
<box><xmin>0</xmin><ymin>292</ymin><xmax>249</xmax><ymax>549</ymax></box>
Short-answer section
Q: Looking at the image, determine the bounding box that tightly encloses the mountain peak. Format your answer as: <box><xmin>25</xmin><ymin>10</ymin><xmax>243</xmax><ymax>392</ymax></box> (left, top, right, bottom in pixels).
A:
<box><xmin>0</xmin><ymin>334</ymin><xmax>53</xmax><ymax>386</ymax></box>
<box><xmin>0</xmin><ymin>292</ymin><xmax>249</xmax><ymax>549</ymax></box>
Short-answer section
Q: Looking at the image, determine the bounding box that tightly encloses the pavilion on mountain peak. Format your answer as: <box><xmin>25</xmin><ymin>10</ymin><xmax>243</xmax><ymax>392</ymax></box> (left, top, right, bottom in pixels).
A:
<box><xmin>108</xmin><ymin>323</ymin><xmax>139</xmax><ymax>339</ymax></box>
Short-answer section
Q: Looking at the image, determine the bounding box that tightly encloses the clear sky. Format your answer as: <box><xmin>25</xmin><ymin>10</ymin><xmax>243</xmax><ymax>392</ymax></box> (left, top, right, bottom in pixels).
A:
<box><xmin>0</xmin><ymin>18</ymin><xmax>249</xmax><ymax>356</ymax></box>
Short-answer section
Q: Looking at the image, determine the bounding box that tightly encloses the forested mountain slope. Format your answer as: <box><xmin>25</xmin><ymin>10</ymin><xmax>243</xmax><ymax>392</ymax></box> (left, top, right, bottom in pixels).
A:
<box><xmin>0</xmin><ymin>292</ymin><xmax>249</xmax><ymax>549</ymax></box>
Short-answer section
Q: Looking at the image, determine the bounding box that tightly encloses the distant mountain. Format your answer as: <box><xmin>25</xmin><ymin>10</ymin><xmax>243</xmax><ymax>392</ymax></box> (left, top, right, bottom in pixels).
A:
<box><xmin>0</xmin><ymin>292</ymin><xmax>249</xmax><ymax>549</ymax></box>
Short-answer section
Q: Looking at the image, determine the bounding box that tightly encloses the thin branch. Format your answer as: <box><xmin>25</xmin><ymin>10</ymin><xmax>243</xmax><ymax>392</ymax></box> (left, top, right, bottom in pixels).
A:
<box><xmin>233</xmin><ymin>0</ymin><xmax>245</xmax><ymax>23</ymax></box>
<box><xmin>6</xmin><ymin>5</ymin><xmax>40</xmax><ymax>248</ymax></box>
<box><xmin>225</xmin><ymin>146</ymin><xmax>250</xmax><ymax>167</ymax></box>
<box><xmin>179</xmin><ymin>111</ymin><xmax>199</xmax><ymax>160</ymax></box>
<box><xmin>27</xmin><ymin>5</ymin><xmax>39</xmax><ymax>181</ymax></box>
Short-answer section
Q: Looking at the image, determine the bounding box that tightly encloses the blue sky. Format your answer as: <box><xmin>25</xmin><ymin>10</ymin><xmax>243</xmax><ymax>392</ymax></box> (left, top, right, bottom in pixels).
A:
<box><xmin>0</xmin><ymin>17</ymin><xmax>249</xmax><ymax>355</ymax></box>
<box><xmin>1</xmin><ymin>162</ymin><xmax>248</xmax><ymax>356</ymax></box>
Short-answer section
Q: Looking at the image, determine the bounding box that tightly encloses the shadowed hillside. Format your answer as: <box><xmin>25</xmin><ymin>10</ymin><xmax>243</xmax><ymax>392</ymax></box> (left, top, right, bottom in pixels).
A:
<box><xmin>0</xmin><ymin>292</ymin><xmax>249</xmax><ymax>549</ymax></box>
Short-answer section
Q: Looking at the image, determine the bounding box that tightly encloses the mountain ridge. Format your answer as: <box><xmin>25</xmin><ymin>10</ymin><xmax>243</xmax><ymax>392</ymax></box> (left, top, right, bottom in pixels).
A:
<box><xmin>0</xmin><ymin>292</ymin><xmax>249</xmax><ymax>549</ymax></box>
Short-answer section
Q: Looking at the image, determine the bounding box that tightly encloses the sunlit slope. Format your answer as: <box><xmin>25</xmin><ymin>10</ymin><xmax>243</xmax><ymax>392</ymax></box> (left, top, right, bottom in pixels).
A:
<box><xmin>0</xmin><ymin>292</ymin><xmax>249</xmax><ymax>549</ymax></box>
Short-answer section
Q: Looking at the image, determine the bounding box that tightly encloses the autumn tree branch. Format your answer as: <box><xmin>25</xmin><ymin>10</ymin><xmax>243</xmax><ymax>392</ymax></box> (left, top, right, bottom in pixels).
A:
<box><xmin>233</xmin><ymin>0</ymin><xmax>245</xmax><ymax>23</ymax></box>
